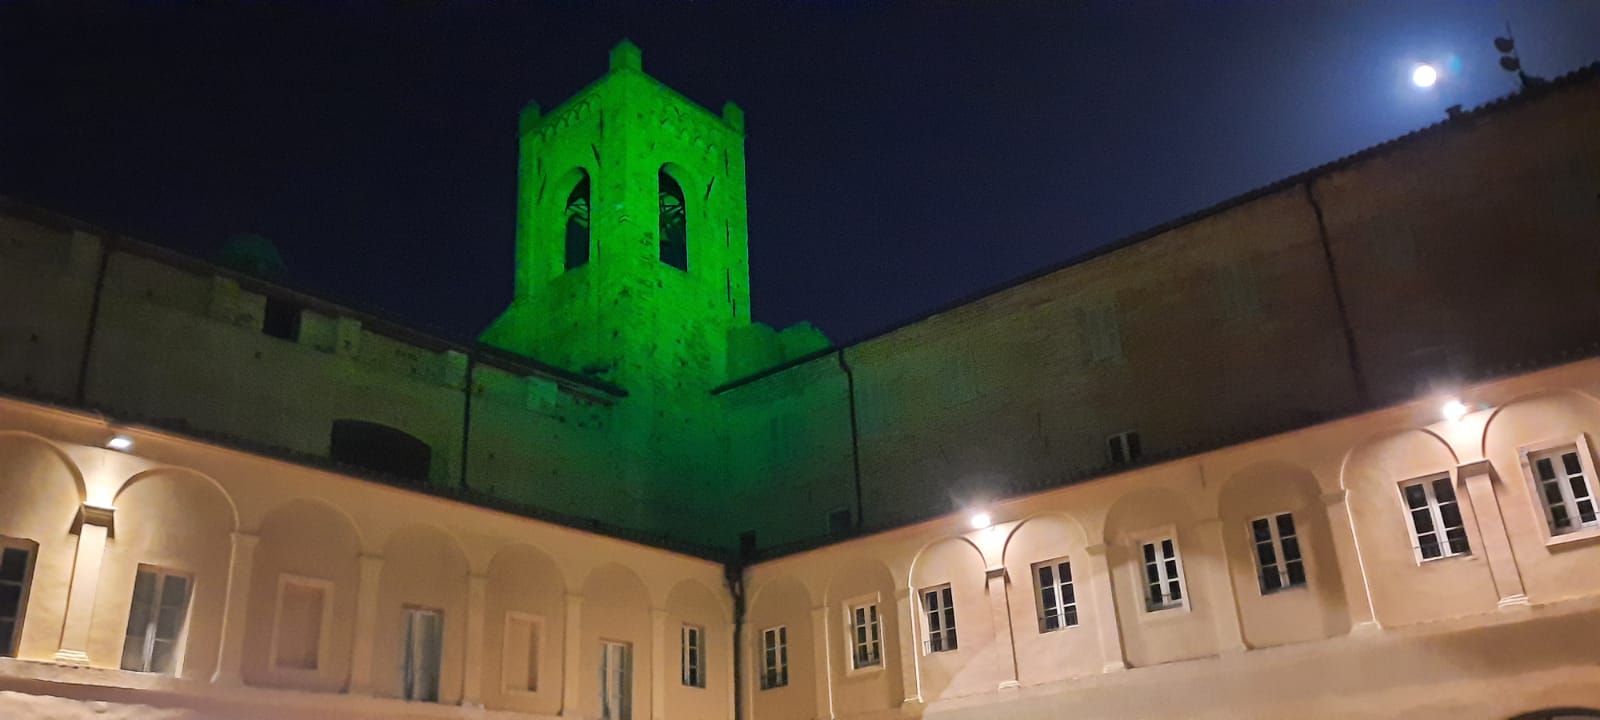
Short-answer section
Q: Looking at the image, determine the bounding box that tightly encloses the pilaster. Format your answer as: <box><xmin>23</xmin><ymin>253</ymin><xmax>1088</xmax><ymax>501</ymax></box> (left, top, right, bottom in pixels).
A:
<box><xmin>1083</xmin><ymin>544</ymin><xmax>1126</xmax><ymax>672</ymax></box>
<box><xmin>348</xmin><ymin>554</ymin><xmax>385</xmax><ymax>695</ymax></box>
<box><xmin>893</xmin><ymin>587</ymin><xmax>922</xmax><ymax>706</ymax></box>
<box><xmin>211</xmin><ymin>531</ymin><xmax>261</xmax><ymax>684</ymax></box>
<box><xmin>983</xmin><ymin>566</ymin><xmax>1020</xmax><ymax>690</ymax></box>
<box><xmin>1458</xmin><ymin>461</ymin><xmax>1528</xmax><ymax>606</ymax></box>
<box><xmin>561</xmin><ymin>592</ymin><xmax>583</xmax><ymax>717</ymax></box>
<box><xmin>810</xmin><ymin>605</ymin><xmax>834</xmax><ymax>720</ymax></box>
<box><xmin>1322</xmin><ymin>488</ymin><xmax>1381</xmax><ymax>632</ymax></box>
<box><xmin>462</xmin><ymin>573</ymin><xmax>489</xmax><ymax>706</ymax></box>
<box><xmin>1194</xmin><ymin>518</ymin><xmax>1248</xmax><ymax>654</ymax></box>
<box><xmin>54</xmin><ymin>503</ymin><xmax>115</xmax><ymax>665</ymax></box>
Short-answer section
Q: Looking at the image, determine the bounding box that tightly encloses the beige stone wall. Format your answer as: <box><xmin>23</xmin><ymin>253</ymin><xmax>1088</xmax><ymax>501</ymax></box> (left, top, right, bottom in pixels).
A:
<box><xmin>0</xmin><ymin>395</ymin><xmax>729</xmax><ymax>719</ymax></box>
<box><xmin>742</xmin><ymin>357</ymin><xmax>1600</xmax><ymax>720</ymax></box>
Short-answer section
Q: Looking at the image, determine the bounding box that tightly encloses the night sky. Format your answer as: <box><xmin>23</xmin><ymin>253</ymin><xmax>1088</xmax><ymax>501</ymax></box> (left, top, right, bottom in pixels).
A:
<box><xmin>4</xmin><ymin>1</ymin><xmax>1599</xmax><ymax>346</ymax></box>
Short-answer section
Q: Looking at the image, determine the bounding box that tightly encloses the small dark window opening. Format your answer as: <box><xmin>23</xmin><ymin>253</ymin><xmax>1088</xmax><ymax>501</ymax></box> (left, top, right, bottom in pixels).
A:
<box><xmin>828</xmin><ymin>509</ymin><xmax>853</xmax><ymax>535</ymax></box>
<box><xmin>330</xmin><ymin>420</ymin><xmax>431</xmax><ymax>482</ymax></box>
<box><xmin>1108</xmin><ymin>431</ymin><xmax>1142</xmax><ymax>465</ymax></box>
<box><xmin>262</xmin><ymin>296</ymin><xmax>301</xmax><ymax>341</ymax></box>
<box><xmin>564</xmin><ymin>173</ymin><xmax>591</xmax><ymax>271</ymax></box>
<box><xmin>659</xmin><ymin>170</ymin><xmax>687</xmax><ymax>271</ymax></box>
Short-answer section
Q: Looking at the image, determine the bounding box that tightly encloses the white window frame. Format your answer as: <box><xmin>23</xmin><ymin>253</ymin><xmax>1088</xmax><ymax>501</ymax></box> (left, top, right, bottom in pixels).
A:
<box><xmin>1030</xmin><ymin>556</ymin><xmax>1078</xmax><ymax>633</ymax></box>
<box><xmin>1133</xmin><ymin>529</ymin><xmax>1188</xmax><ymax>614</ymax></box>
<box><xmin>0</xmin><ymin>538</ymin><xmax>37</xmax><ymax>658</ymax></box>
<box><xmin>1398</xmin><ymin>472</ymin><xmax>1471</xmax><ymax>563</ymax></box>
<box><xmin>1519</xmin><ymin>435</ymin><xmax>1600</xmax><ymax>544</ymax></box>
<box><xmin>121</xmin><ymin>565</ymin><xmax>193</xmax><ymax>675</ymax></box>
<box><xmin>599</xmin><ymin>639</ymin><xmax>632</xmax><ymax>720</ymax></box>
<box><xmin>680</xmin><ymin>624</ymin><xmax>705</xmax><ymax>688</ymax></box>
<box><xmin>502</xmin><ymin>612</ymin><xmax>544</xmax><ymax>694</ymax></box>
<box><xmin>1250</xmin><ymin>512</ymin><xmax>1307</xmax><ymax>595</ymax></box>
<box><xmin>758</xmin><ymin>625</ymin><xmax>788</xmax><ymax>690</ymax></box>
<box><xmin>401</xmin><ymin>605</ymin><xmax>445</xmax><ymax>703</ymax></box>
<box><xmin>919</xmin><ymin>584</ymin><xmax>957</xmax><ymax>654</ymax></box>
<box><xmin>268</xmin><ymin>574</ymin><xmax>334</xmax><ymax>674</ymax></box>
<box><xmin>841</xmin><ymin>592</ymin><xmax>883</xmax><ymax>674</ymax></box>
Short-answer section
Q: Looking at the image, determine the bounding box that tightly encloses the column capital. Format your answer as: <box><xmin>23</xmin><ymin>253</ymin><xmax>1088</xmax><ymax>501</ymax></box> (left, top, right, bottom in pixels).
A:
<box><xmin>1320</xmin><ymin>488</ymin><xmax>1348</xmax><ymax>507</ymax></box>
<box><xmin>1457</xmin><ymin>458</ymin><xmax>1495</xmax><ymax>479</ymax></box>
<box><xmin>983</xmin><ymin>565</ymin><xmax>1007</xmax><ymax>582</ymax></box>
<box><xmin>1084</xmin><ymin>543</ymin><xmax>1110</xmax><ymax>557</ymax></box>
<box><xmin>230</xmin><ymin>531</ymin><xmax>260</xmax><ymax>550</ymax></box>
<box><xmin>79</xmin><ymin>502</ymin><xmax>116</xmax><ymax>530</ymax></box>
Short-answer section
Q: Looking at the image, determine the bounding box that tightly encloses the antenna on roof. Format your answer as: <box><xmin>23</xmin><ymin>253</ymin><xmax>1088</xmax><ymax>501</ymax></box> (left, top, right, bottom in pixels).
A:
<box><xmin>1494</xmin><ymin>21</ymin><xmax>1545</xmax><ymax>91</ymax></box>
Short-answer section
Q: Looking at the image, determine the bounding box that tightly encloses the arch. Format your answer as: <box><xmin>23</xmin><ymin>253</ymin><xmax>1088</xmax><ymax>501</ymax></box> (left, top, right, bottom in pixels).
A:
<box><xmin>484</xmin><ymin>543</ymin><xmax>566</xmax><ymax>715</ymax></box>
<box><xmin>561</xmin><ymin>168</ymin><xmax>591</xmax><ymax>271</ymax></box>
<box><xmin>93</xmin><ymin>466</ymin><xmax>236</xmax><ymax>679</ymax></box>
<box><xmin>115</xmin><ymin>466</ymin><xmax>241</xmax><ymax>532</ymax></box>
<box><xmin>578</xmin><ymin>563</ymin><xmax>653</xmax><ymax>720</ymax></box>
<box><xmin>658</xmin><ymin>165</ymin><xmax>688</xmax><ymax>270</ymax></box>
<box><xmin>1215</xmin><ymin>459</ymin><xmax>1351</xmax><ymax>646</ymax></box>
<box><xmin>1102</xmin><ymin>487</ymin><xmax>1196</xmax><ymax>546</ymax></box>
<box><xmin>241</xmin><ymin>498</ymin><xmax>362</xmax><ymax>691</ymax></box>
<box><xmin>821</xmin><ymin>555</ymin><xmax>903</xmax><ymax>713</ymax></box>
<box><xmin>0</xmin><ymin>431</ymin><xmax>85</xmax><ymax>503</ymax></box>
<box><xmin>1337</xmin><ymin>426</ymin><xmax>1460</xmax><ymax>492</ymax></box>
<box><xmin>1479</xmin><ymin>387</ymin><xmax>1600</xmax><ymax>459</ymax></box>
<box><xmin>1001</xmin><ymin>511</ymin><xmax>1091</xmax><ymax>567</ymax></box>
<box><xmin>745</xmin><ymin>575</ymin><xmax>815</xmax><ymax>720</ymax></box>
<box><xmin>906</xmin><ymin>535</ymin><xmax>996</xmax><ymax>701</ymax></box>
<box><xmin>374</xmin><ymin>523</ymin><xmax>471</xmax><ymax>703</ymax></box>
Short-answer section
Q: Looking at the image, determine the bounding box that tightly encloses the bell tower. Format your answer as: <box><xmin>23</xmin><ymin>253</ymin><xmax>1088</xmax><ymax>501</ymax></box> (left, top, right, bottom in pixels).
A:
<box><xmin>483</xmin><ymin>40</ymin><xmax>753</xmax><ymax>395</ymax></box>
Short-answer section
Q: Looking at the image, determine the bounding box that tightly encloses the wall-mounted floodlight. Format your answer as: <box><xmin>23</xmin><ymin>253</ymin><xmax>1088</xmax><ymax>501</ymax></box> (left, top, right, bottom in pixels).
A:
<box><xmin>106</xmin><ymin>435</ymin><xmax>134</xmax><ymax>451</ymax></box>
<box><xmin>969</xmin><ymin>512</ymin><xmax>992</xmax><ymax>530</ymax></box>
<box><xmin>1441</xmin><ymin>399</ymin><xmax>1468</xmax><ymax>423</ymax></box>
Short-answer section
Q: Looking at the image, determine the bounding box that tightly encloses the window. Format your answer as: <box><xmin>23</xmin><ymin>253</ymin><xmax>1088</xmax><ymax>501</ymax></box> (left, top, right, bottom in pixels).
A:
<box><xmin>1108</xmin><ymin>431</ymin><xmax>1142</xmax><ymax>465</ymax></box>
<box><xmin>271</xmin><ymin>576</ymin><xmax>329</xmax><ymax>671</ymax></box>
<box><xmin>402</xmin><ymin>607</ymin><xmax>444</xmax><ymax>702</ymax></box>
<box><xmin>1251</xmin><ymin>513</ymin><xmax>1306</xmax><ymax>594</ymax></box>
<box><xmin>1528</xmin><ymin>442</ymin><xmax>1600</xmax><ymax>536</ymax></box>
<box><xmin>564</xmin><ymin>172</ymin><xmax>591</xmax><ymax>270</ymax></box>
<box><xmin>759</xmin><ymin>625</ymin><xmax>788</xmax><ymax>690</ymax></box>
<box><xmin>600</xmin><ymin>640</ymin><xmax>632</xmax><ymax>720</ymax></box>
<box><xmin>0</xmin><ymin>542</ymin><xmax>35</xmax><ymax>657</ymax></box>
<box><xmin>847</xmin><ymin>601</ymin><xmax>882</xmax><ymax>670</ymax></box>
<box><xmin>121</xmin><ymin>567</ymin><xmax>191</xmax><ymax>674</ymax></box>
<box><xmin>503</xmin><ymin>613</ymin><xmax>541</xmax><ymax>693</ymax></box>
<box><xmin>1141</xmin><ymin>538</ymin><xmax>1186</xmax><ymax>612</ymax></box>
<box><xmin>262</xmin><ymin>296</ymin><xmax>302</xmax><ymax>341</ymax></box>
<box><xmin>1032</xmin><ymin>558</ymin><xmax>1078</xmax><ymax>633</ymax></box>
<box><xmin>329</xmin><ymin>419</ymin><xmax>432</xmax><ymax>483</ymax></box>
<box><xmin>1401</xmin><ymin>474</ymin><xmax>1470</xmax><ymax>561</ymax></box>
<box><xmin>659</xmin><ymin>169</ymin><xmax>687</xmax><ymax>271</ymax></box>
<box><xmin>680</xmin><ymin>624</ymin><xmax>705</xmax><ymax>688</ymax></box>
<box><xmin>920</xmin><ymin>585</ymin><xmax>957</xmax><ymax>653</ymax></box>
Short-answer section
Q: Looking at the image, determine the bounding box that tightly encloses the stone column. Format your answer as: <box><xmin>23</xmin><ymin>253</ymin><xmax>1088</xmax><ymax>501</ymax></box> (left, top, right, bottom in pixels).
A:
<box><xmin>1321</xmin><ymin>489</ymin><xmax>1380</xmax><ymax>631</ymax></box>
<box><xmin>561</xmin><ymin>592</ymin><xmax>583</xmax><ymax>717</ymax></box>
<box><xmin>462</xmin><ymin>573</ymin><xmax>489</xmax><ymax>706</ymax></box>
<box><xmin>348</xmin><ymin>554</ymin><xmax>385</xmax><ymax>695</ymax></box>
<box><xmin>211</xmin><ymin>531</ymin><xmax>261</xmax><ymax>684</ymax></box>
<box><xmin>893</xmin><ymin>587</ymin><xmax>922</xmax><ymax>706</ymax></box>
<box><xmin>983</xmin><ymin>566</ymin><xmax>1020</xmax><ymax>690</ymax></box>
<box><xmin>810</xmin><ymin>605</ymin><xmax>834</xmax><ymax>720</ymax></box>
<box><xmin>1082</xmin><ymin>544</ymin><xmax>1126</xmax><ymax>672</ymax></box>
<box><xmin>1458</xmin><ymin>461</ymin><xmax>1528</xmax><ymax>607</ymax></box>
<box><xmin>650</xmin><ymin>608</ymin><xmax>668</xmax><ymax>720</ymax></box>
<box><xmin>54</xmin><ymin>503</ymin><xmax>115</xmax><ymax>665</ymax></box>
<box><xmin>1194</xmin><ymin>518</ymin><xmax>1248</xmax><ymax>653</ymax></box>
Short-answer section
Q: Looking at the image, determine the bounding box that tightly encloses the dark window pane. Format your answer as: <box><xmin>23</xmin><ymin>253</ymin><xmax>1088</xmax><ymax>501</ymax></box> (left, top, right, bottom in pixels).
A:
<box><xmin>0</xmin><ymin>548</ymin><xmax>27</xmax><ymax>581</ymax></box>
<box><xmin>1161</xmin><ymin>539</ymin><xmax>1175</xmax><ymax>557</ymax></box>
<box><xmin>0</xmin><ymin>585</ymin><xmax>19</xmax><ymax>617</ymax></box>
<box><xmin>1063</xmin><ymin>606</ymin><xmax>1078</xmax><ymax>626</ymax></box>
<box><xmin>1037</xmin><ymin>566</ymin><xmax>1053</xmax><ymax>587</ymax></box>
<box><xmin>1562</xmin><ymin>452</ymin><xmax>1583</xmax><ymax>477</ymax></box>
<box><xmin>1445</xmin><ymin>528</ymin><xmax>1470</xmax><ymax>554</ymax></box>
<box><xmin>1144</xmin><ymin>563</ymin><xmax>1160</xmax><ymax>585</ymax></box>
<box><xmin>1571</xmin><ymin>476</ymin><xmax>1593</xmax><ymax>500</ymax></box>
<box><xmin>1411</xmin><ymin>508</ymin><xmax>1435</xmax><ymax>533</ymax></box>
<box><xmin>1552</xmin><ymin>505</ymin><xmax>1572</xmax><ymax>529</ymax></box>
<box><xmin>1276</xmin><ymin>513</ymin><xmax>1296</xmax><ymax>538</ymax></box>
<box><xmin>1142</xmin><ymin>543</ymin><xmax>1156</xmax><ymax>563</ymax></box>
<box><xmin>0</xmin><ymin>619</ymin><xmax>13</xmax><ymax>656</ymax></box>
<box><xmin>1287</xmin><ymin>562</ymin><xmax>1306</xmax><ymax>586</ymax></box>
<box><xmin>1058</xmin><ymin>562</ymin><xmax>1072</xmax><ymax>583</ymax></box>
<box><xmin>1281</xmin><ymin>537</ymin><xmax>1302</xmax><ymax>563</ymax></box>
<box><xmin>1262</xmin><ymin>570</ymin><xmax>1282</xmax><ymax>593</ymax></box>
<box><xmin>1404</xmin><ymin>484</ymin><xmax>1429</xmax><ymax>509</ymax></box>
<box><xmin>1251</xmin><ymin>519</ymin><xmax>1271</xmax><ymax>542</ymax></box>
<box><xmin>1536</xmin><ymin>457</ymin><xmax>1557</xmax><ymax>481</ymax></box>
<box><xmin>1256</xmin><ymin>544</ymin><xmax>1277</xmax><ymax>568</ymax></box>
<box><xmin>1580</xmin><ymin>499</ymin><xmax>1598</xmax><ymax>524</ymax></box>
<box><xmin>1168</xmin><ymin>580</ymin><xmax>1182</xmax><ymax>602</ymax></box>
<box><xmin>1545</xmin><ymin>481</ymin><xmax>1566</xmax><ymax>505</ymax></box>
<box><xmin>947</xmin><ymin>630</ymin><xmax>957</xmax><ymax>650</ymax></box>
<box><xmin>1419</xmin><ymin>538</ymin><xmax>1442</xmax><ymax>559</ymax></box>
<box><xmin>1061</xmin><ymin>585</ymin><xmax>1075</xmax><ymax>604</ymax></box>
<box><xmin>1043</xmin><ymin>614</ymin><xmax>1059</xmax><ymax>631</ymax></box>
<box><xmin>1439</xmin><ymin>503</ymin><xmax>1463</xmax><ymax>529</ymax></box>
<box><xmin>1432</xmin><ymin>478</ymin><xmax>1456</xmax><ymax>503</ymax></box>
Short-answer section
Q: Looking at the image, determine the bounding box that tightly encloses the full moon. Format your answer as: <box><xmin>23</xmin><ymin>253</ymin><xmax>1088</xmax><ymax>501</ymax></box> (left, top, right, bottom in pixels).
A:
<box><xmin>1412</xmin><ymin>63</ymin><xmax>1439</xmax><ymax>88</ymax></box>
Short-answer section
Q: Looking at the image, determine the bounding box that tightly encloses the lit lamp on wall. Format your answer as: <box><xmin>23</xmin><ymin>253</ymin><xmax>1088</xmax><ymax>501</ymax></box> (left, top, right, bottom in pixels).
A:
<box><xmin>106</xmin><ymin>434</ymin><xmax>134</xmax><ymax>451</ymax></box>
<box><xmin>968</xmin><ymin>511</ymin><xmax>993</xmax><ymax>530</ymax></box>
<box><xmin>1441</xmin><ymin>399</ymin><xmax>1469</xmax><ymax>423</ymax></box>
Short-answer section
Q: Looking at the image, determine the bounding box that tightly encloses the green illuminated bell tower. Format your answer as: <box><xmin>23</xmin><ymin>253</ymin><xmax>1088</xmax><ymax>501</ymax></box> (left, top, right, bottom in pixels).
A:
<box><xmin>483</xmin><ymin>40</ymin><xmax>754</xmax><ymax>393</ymax></box>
